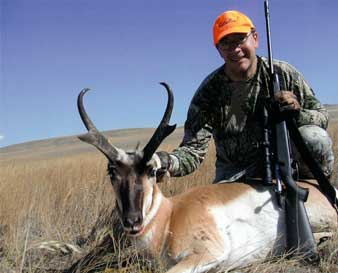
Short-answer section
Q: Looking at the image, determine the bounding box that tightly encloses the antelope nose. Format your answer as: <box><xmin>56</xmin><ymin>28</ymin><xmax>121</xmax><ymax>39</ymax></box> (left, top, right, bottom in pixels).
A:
<box><xmin>124</xmin><ymin>212</ymin><xmax>142</xmax><ymax>228</ymax></box>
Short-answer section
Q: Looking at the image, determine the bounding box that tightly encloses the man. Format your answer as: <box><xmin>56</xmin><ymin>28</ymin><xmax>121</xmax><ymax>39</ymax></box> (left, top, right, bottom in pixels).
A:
<box><xmin>154</xmin><ymin>10</ymin><xmax>334</xmax><ymax>183</ymax></box>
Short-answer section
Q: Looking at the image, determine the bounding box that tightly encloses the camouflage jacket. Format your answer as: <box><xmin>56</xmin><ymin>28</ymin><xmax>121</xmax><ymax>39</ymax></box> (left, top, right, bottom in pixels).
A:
<box><xmin>168</xmin><ymin>56</ymin><xmax>329</xmax><ymax>180</ymax></box>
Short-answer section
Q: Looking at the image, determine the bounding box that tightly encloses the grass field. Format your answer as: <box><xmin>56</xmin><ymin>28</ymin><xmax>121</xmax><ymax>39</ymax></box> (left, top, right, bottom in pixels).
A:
<box><xmin>0</xmin><ymin>122</ymin><xmax>337</xmax><ymax>273</ymax></box>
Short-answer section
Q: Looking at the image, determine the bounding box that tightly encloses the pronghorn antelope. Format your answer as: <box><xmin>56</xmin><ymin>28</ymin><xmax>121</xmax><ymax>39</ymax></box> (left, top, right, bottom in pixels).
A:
<box><xmin>77</xmin><ymin>83</ymin><xmax>338</xmax><ymax>273</ymax></box>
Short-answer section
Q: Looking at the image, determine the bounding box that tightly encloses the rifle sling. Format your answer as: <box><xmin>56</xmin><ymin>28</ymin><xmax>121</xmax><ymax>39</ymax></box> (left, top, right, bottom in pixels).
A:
<box><xmin>257</xmin><ymin>63</ymin><xmax>338</xmax><ymax>212</ymax></box>
<box><xmin>273</xmin><ymin>63</ymin><xmax>338</xmax><ymax>211</ymax></box>
<box><xmin>286</xmin><ymin>118</ymin><xmax>338</xmax><ymax>212</ymax></box>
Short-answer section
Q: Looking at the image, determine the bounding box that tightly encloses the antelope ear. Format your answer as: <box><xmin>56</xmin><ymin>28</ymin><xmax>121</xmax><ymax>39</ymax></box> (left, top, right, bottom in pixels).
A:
<box><xmin>151</xmin><ymin>153</ymin><xmax>162</xmax><ymax>169</ymax></box>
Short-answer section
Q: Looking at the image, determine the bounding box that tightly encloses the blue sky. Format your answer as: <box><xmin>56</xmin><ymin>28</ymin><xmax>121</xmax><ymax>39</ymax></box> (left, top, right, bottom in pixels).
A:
<box><xmin>1</xmin><ymin>0</ymin><xmax>338</xmax><ymax>147</ymax></box>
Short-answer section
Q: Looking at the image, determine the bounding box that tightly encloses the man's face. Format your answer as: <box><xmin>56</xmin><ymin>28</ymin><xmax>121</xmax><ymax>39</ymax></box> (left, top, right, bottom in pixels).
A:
<box><xmin>216</xmin><ymin>31</ymin><xmax>259</xmax><ymax>78</ymax></box>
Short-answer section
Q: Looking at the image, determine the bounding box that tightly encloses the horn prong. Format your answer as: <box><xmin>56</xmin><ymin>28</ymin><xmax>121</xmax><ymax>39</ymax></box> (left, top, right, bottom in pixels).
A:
<box><xmin>141</xmin><ymin>82</ymin><xmax>176</xmax><ymax>164</ymax></box>
<box><xmin>77</xmin><ymin>89</ymin><xmax>120</xmax><ymax>162</ymax></box>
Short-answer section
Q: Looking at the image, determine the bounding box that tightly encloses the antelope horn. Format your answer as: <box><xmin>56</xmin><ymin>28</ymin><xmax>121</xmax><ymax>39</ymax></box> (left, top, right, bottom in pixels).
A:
<box><xmin>77</xmin><ymin>88</ymin><xmax>120</xmax><ymax>162</ymax></box>
<box><xmin>141</xmin><ymin>82</ymin><xmax>176</xmax><ymax>164</ymax></box>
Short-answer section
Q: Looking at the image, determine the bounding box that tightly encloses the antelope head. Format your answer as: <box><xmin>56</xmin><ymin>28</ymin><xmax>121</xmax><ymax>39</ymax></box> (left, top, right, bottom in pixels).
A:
<box><xmin>77</xmin><ymin>83</ymin><xmax>176</xmax><ymax>236</ymax></box>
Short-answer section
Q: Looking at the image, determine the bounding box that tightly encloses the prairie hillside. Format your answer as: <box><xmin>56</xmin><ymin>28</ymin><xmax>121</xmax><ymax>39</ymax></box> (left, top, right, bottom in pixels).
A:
<box><xmin>0</xmin><ymin>107</ymin><xmax>338</xmax><ymax>273</ymax></box>
<box><xmin>0</xmin><ymin>127</ymin><xmax>184</xmax><ymax>162</ymax></box>
<box><xmin>1</xmin><ymin>105</ymin><xmax>337</xmax><ymax>162</ymax></box>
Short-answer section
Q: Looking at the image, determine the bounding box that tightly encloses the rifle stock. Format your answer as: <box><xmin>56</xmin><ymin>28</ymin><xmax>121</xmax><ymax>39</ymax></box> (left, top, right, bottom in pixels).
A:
<box><xmin>284</xmin><ymin>177</ymin><xmax>316</xmax><ymax>255</ymax></box>
<box><xmin>275</xmin><ymin>118</ymin><xmax>317</xmax><ymax>256</ymax></box>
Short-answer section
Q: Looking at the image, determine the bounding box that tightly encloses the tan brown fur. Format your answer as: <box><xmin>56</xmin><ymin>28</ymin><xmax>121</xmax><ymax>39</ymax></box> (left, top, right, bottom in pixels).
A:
<box><xmin>135</xmin><ymin>179</ymin><xmax>337</xmax><ymax>271</ymax></box>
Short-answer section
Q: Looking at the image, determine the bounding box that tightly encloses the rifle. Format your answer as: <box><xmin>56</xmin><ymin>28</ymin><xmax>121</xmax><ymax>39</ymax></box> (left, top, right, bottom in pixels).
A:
<box><xmin>263</xmin><ymin>0</ymin><xmax>318</xmax><ymax>260</ymax></box>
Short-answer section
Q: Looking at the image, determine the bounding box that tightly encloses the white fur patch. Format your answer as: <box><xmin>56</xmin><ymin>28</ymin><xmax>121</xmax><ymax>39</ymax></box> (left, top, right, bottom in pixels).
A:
<box><xmin>142</xmin><ymin>189</ymin><xmax>163</xmax><ymax>228</ymax></box>
<box><xmin>152</xmin><ymin>153</ymin><xmax>162</xmax><ymax>169</ymax></box>
<box><xmin>143</xmin><ymin>185</ymin><xmax>154</xmax><ymax>217</ymax></box>
<box><xmin>209</xmin><ymin>189</ymin><xmax>283</xmax><ymax>268</ymax></box>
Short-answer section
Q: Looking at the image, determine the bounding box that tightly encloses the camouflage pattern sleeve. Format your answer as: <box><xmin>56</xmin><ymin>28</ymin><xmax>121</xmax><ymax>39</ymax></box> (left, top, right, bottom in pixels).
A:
<box><xmin>275</xmin><ymin>59</ymin><xmax>329</xmax><ymax>129</ymax></box>
<box><xmin>169</xmin><ymin>88</ymin><xmax>213</xmax><ymax>177</ymax></box>
<box><xmin>295</xmin><ymin>79</ymin><xmax>329</xmax><ymax>129</ymax></box>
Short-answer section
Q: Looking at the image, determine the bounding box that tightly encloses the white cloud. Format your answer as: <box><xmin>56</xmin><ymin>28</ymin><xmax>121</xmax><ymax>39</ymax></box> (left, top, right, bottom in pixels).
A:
<box><xmin>0</xmin><ymin>135</ymin><xmax>4</xmax><ymax>141</ymax></box>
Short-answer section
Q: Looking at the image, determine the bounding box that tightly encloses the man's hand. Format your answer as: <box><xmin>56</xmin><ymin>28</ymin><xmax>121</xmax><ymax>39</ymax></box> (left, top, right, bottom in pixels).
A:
<box><xmin>274</xmin><ymin>90</ymin><xmax>300</xmax><ymax>115</ymax></box>
<box><xmin>154</xmin><ymin>151</ymin><xmax>172</xmax><ymax>182</ymax></box>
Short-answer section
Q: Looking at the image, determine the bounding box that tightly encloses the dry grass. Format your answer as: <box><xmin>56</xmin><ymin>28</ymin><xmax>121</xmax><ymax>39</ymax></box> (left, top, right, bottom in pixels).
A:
<box><xmin>328</xmin><ymin>122</ymin><xmax>338</xmax><ymax>186</ymax></box>
<box><xmin>0</xmin><ymin>123</ymin><xmax>337</xmax><ymax>273</ymax></box>
<box><xmin>0</xmin><ymin>153</ymin><xmax>115</xmax><ymax>272</ymax></box>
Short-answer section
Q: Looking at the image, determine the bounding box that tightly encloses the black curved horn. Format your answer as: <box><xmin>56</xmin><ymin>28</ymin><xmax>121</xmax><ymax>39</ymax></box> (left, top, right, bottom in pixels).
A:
<box><xmin>77</xmin><ymin>88</ymin><xmax>99</xmax><ymax>132</ymax></box>
<box><xmin>141</xmin><ymin>82</ymin><xmax>176</xmax><ymax>164</ymax></box>
<box><xmin>77</xmin><ymin>88</ymin><xmax>120</xmax><ymax>161</ymax></box>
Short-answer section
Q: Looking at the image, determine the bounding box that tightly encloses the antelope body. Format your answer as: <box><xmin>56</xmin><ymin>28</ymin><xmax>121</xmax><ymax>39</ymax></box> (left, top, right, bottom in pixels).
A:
<box><xmin>133</xmin><ymin>180</ymin><xmax>337</xmax><ymax>273</ymax></box>
<box><xmin>77</xmin><ymin>84</ymin><xmax>337</xmax><ymax>273</ymax></box>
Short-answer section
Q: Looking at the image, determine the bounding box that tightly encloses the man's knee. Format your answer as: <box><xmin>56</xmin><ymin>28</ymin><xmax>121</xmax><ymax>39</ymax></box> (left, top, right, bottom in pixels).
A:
<box><xmin>297</xmin><ymin>125</ymin><xmax>334</xmax><ymax>178</ymax></box>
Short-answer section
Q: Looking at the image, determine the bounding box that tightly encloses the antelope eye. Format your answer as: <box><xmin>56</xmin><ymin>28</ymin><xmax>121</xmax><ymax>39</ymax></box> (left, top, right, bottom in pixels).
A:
<box><xmin>109</xmin><ymin>169</ymin><xmax>116</xmax><ymax>180</ymax></box>
<box><xmin>148</xmin><ymin>168</ymin><xmax>157</xmax><ymax>177</ymax></box>
<box><xmin>109</xmin><ymin>170</ymin><xmax>122</xmax><ymax>184</ymax></box>
<box><xmin>109</xmin><ymin>170</ymin><xmax>115</xmax><ymax>177</ymax></box>
<box><xmin>108</xmin><ymin>165</ymin><xmax>118</xmax><ymax>180</ymax></box>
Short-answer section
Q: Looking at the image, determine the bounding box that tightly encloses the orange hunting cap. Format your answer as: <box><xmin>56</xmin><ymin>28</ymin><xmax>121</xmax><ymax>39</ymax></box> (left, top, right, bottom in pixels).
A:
<box><xmin>213</xmin><ymin>10</ymin><xmax>255</xmax><ymax>45</ymax></box>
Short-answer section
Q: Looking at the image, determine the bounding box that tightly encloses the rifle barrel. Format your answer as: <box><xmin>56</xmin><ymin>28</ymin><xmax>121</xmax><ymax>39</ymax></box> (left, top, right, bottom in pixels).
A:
<box><xmin>264</xmin><ymin>0</ymin><xmax>274</xmax><ymax>76</ymax></box>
